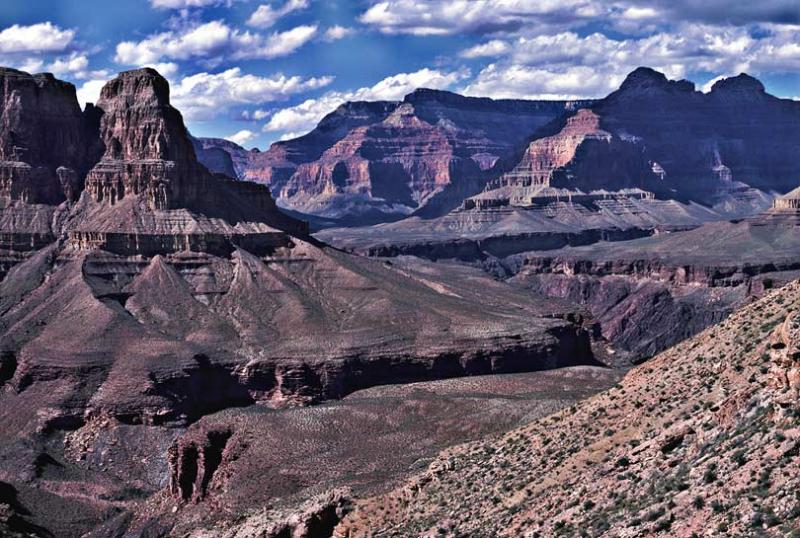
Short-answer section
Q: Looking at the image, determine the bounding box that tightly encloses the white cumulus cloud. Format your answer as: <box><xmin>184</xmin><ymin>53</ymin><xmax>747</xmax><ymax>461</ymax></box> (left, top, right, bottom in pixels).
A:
<box><xmin>226</xmin><ymin>129</ymin><xmax>257</xmax><ymax>145</ymax></box>
<box><xmin>359</xmin><ymin>0</ymin><xmax>605</xmax><ymax>36</ymax></box>
<box><xmin>114</xmin><ymin>20</ymin><xmax>317</xmax><ymax>66</ymax></box>
<box><xmin>460</xmin><ymin>24</ymin><xmax>800</xmax><ymax>100</ymax></box>
<box><xmin>460</xmin><ymin>40</ymin><xmax>510</xmax><ymax>58</ymax></box>
<box><xmin>323</xmin><ymin>26</ymin><xmax>355</xmax><ymax>41</ymax></box>
<box><xmin>171</xmin><ymin>67</ymin><xmax>333</xmax><ymax>121</ymax></box>
<box><xmin>0</xmin><ymin>22</ymin><xmax>75</xmax><ymax>53</ymax></box>
<box><xmin>245</xmin><ymin>24</ymin><xmax>317</xmax><ymax>60</ymax></box>
<box><xmin>76</xmin><ymin>78</ymin><xmax>108</xmax><ymax>107</ymax></box>
<box><xmin>246</xmin><ymin>0</ymin><xmax>309</xmax><ymax>28</ymax></box>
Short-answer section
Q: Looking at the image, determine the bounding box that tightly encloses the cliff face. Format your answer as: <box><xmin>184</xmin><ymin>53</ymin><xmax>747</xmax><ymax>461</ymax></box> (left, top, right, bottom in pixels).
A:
<box><xmin>67</xmin><ymin>68</ymin><xmax>306</xmax><ymax>244</ymax></box>
<box><xmin>199</xmin><ymin>91</ymin><xmax>592</xmax><ymax>222</ymax></box>
<box><xmin>0</xmin><ymin>68</ymin><xmax>95</xmax><ymax>205</ymax></box>
<box><xmin>464</xmin><ymin>68</ymin><xmax>800</xmax><ymax>214</ymax></box>
<box><xmin>84</xmin><ymin>68</ymin><xmax>207</xmax><ymax>210</ymax></box>
<box><xmin>198</xmin><ymin>69</ymin><xmax>799</xmax><ymax>229</ymax></box>
<box><xmin>486</xmin><ymin>108</ymin><xmax>656</xmax><ymax>194</ymax></box>
<box><xmin>596</xmin><ymin>68</ymin><xmax>800</xmax><ymax>199</ymax></box>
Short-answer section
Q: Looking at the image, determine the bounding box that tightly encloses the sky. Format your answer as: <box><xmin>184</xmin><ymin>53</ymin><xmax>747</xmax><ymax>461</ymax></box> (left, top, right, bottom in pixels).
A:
<box><xmin>1</xmin><ymin>0</ymin><xmax>799</xmax><ymax>149</ymax></box>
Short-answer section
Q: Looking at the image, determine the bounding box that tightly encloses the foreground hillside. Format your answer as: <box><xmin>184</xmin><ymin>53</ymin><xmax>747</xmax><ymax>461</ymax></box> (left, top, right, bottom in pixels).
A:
<box><xmin>337</xmin><ymin>280</ymin><xmax>800</xmax><ymax>536</ymax></box>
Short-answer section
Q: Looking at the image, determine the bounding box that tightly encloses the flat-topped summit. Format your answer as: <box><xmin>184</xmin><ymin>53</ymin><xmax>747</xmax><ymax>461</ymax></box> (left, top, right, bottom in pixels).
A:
<box><xmin>98</xmin><ymin>67</ymin><xmax>171</xmax><ymax>107</ymax></box>
<box><xmin>84</xmin><ymin>67</ymin><xmax>202</xmax><ymax>209</ymax></box>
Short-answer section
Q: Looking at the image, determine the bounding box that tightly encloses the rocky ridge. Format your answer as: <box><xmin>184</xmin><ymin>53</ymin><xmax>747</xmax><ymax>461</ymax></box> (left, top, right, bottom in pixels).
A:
<box><xmin>335</xmin><ymin>279</ymin><xmax>800</xmax><ymax>537</ymax></box>
<box><xmin>312</xmin><ymin>68</ymin><xmax>795</xmax><ymax>268</ymax></box>
<box><xmin>462</xmin><ymin>68</ymin><xmax>798</xmax><ymax>214</ymax></box>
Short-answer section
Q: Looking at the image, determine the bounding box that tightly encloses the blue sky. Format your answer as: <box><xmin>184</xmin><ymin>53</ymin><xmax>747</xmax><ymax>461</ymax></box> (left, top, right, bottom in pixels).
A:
<box><xmin>1</xmin><ymin>0</ymin><xmax>799</xmax><ymax>149</ymax></box>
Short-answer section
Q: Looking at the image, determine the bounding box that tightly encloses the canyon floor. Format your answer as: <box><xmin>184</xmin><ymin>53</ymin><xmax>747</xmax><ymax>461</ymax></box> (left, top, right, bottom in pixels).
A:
<box><xmin>0</xmin><ymin>366</ymin><xmax>619</xmax><ymax>537</ymax></box>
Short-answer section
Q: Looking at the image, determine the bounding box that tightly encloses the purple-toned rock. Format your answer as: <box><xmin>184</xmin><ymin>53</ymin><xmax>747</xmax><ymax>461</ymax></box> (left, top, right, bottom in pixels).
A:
<box><xmin>200</xmin><ymin>91</ymin><xmax>592</xmax><ymax>222</ymax></box>
<box><xmin>0</xmin><ymin>68</ymin><xmax>92</xmax><ymax>204</ymax></box>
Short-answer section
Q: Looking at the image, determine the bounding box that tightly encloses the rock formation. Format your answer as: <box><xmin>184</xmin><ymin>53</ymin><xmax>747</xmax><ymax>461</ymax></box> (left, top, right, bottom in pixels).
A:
<box><xmin>0</xmin><ymin>66</ymin><xmax>600</xmax><ymax>536</ymax></box>
<box><xmin>317</xmin><ymin>70</ymin><xmax>797</xmax><ymax>274</ymax></box>
<box><xmin>484</xmin><ymin>108</ymin><xmax>655</xmax><ymax>195</ymax></box>
<box><xmin>199</xmin><ymin>91</ymin><xmax>592</xmax><ymax>222</ymax></box>
<box><xmin>773</xmin><ymin>186</ymin><xmax>800</xmax><ymax>211</ymax></box>
<box><xmin>459</xmin><ymin>68</ymin><xmax>799</xmax><ymax>217</ymax></box>
<box><xmin>168</xmin><ymin>426</ymin><xmax>232</xmax><ymax>502</ymax></box>
<box><xmin>0</xmin><ymin>68</ymin><xmax>96</xmax><ymax>205</ymax></box>
<box><xmin>769</xmin><ymin>309</ymin><xmax>800</xmax><ymax>399</ymax></box>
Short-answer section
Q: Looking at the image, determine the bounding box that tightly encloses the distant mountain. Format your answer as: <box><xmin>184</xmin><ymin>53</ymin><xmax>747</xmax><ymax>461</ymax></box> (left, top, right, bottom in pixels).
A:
<box><xmin>201</xmin><ymin>68</ymin><xmax>800</xmax><ymax>229</ymax></box>
<box><xmin>198</xmin><ymin>90</ymin><xmax>593</xmax><ymax>223</ymax></box>
<box><xmin>475</xmin><ymin>67</ymin><xmax>800</xmax><ymax>209</ymax></box>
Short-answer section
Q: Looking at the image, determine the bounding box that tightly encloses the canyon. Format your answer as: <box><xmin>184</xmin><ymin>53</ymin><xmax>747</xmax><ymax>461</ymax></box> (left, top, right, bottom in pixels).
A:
<box><xmin>0</xmin><ymin>61</ymin><xmax>799</xmax><ymax>538</ymax></box>
<box><xmin>0</xmin><ymin>67</ymin><xmax>603</xmax><ymax>537</ymax></box>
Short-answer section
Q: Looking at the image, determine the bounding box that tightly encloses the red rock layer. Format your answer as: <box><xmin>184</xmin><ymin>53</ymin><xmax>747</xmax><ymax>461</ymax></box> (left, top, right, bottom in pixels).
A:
<box><xmin>199</xmin><ymin>91</ymin><xmax>592</xmax><ymax>220</ymax></box>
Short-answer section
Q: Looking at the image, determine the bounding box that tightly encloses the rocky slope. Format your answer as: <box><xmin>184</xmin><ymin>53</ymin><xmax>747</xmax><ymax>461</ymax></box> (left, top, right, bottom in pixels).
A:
<box><xmin>0</xmin><ymin>67</ymin><xmax>601</xmax><ymax>537</ymax></box>
<box><xmin>199</xmin><ymin>91</ymin><xmax>592</xmax><ymax>223</ymax></box>
<box><xmin>336</xmin><ymin>278</ymin><xmax>800</xmax><ymax>537</ymax></box>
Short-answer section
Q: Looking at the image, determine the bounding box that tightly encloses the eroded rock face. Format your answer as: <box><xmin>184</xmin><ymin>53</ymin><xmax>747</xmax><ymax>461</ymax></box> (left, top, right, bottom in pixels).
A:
<box><xmin>484</xmin><ymin>108</ymin><xmax>656</xmax><ymax>195</ymax></box>
<box><xmin>62</xmin><ymin>68</ymin><xmax>308</xmax><ymax>254</ymax></box>
<box><xmin>597</xmin><ymin>68</ymin><xmax>800</xmax><ymax>198</ymax></box>
<box><xmin>192</xmin><ymin>137</ymin><xmax>238</xmax><ymax>179</ymax></box>
<box><xmin>199</xmin><ymin>91</ymin><xmax>592</xmax><ymax>222</ymax></box>
<box><xmin>0</xmin><ymin>68</ymin><xmax>93</xmax><ymax>204</ymax></box>
<box><xmin>461</xmin><ymin>68</ymin><xmax>799</xmax><ymax>217</ymax></box>
<box><xmin>84</xmin><ymin>68</ymin><xmax>206</xmax><ymax>210</ymax></box>
<box><xmin>769</xmin><ymin>310</ymin><xmax>800</xmax><ymax>398</ymax></box>
<box><xmin>169</xmin><ymin>427</ymin><xmax>233</xmax><ymax>502</ymax></box>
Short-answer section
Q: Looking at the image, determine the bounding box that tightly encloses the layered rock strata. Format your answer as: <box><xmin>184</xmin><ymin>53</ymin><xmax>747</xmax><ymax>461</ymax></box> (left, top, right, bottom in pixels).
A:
<box><xmin>199</xmin><ymin>91</ymin><xmax>593</xmax><ymax>222</ymax></box>
<box><xmin>465</xmin><ymin>68</ymin><xmax>800</xmax><ymax>216</ymax></box>
<box><xmin>0</xmin><ymin>66</ymin><xmax>600</xmax><ymax>537</ymax></box>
